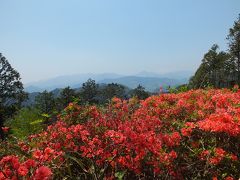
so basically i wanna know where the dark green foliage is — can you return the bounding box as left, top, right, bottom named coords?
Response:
left=190, top=14, right=240, bottom=89
left=168, top=84, right=189, bottom=93
left=79, top=79, right=99, bottom=104
left=100, top=83, right=126, bottom=103
left=189, top=45, right=230, bottom=88
left=35, top=90, right=56, bottom=114
left=227, top=14, right=240, bottom=84
left=0, top=53, right=26, bottom=139
left=56, top=86, right=76, bottom=110
left=176, top=84, right=189, bottom=92
left=130, top=85, right=150, bottom=100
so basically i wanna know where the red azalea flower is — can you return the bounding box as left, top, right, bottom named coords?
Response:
left=215, top=148, right=226, bottom=158
left=0, top=172, right=6, bottom=179
left=230, top=154, right=238, bottom=161
left=17, top=165, right=28, bottom=176
left=225, top=177, right=234, bottom=180
left=24, top=159, right=36, bottom=169
left=181, top=128, right=192, bottom=137
left=33, top=150, right=42, bottom=159
left=1, top=127, right=10, bottom=133
left=209, top=157, right=221, bottom=165
left=44, top=147, right=54, bottom=155
left=34, top=166, right=52, bottom=180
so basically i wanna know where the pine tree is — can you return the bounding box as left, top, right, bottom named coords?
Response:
left=0, top=53, right=26, bottom=139
left=227, top=14, right=240, bottom=85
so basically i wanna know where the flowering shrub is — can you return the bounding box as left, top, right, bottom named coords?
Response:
left=0, top=155, right=52, bottom=180
left=1, top=88, right=240, bottom=179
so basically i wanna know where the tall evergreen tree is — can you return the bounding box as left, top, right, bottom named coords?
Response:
left=35, top=90, right=55, bottom=114
left=56, top=86, right=76, bottom=110
left=100, top=83, right=126, bottom=103
left=189, top=15, right=240, bottom=89
left=189, top=45, right=229, bottom=88
left=130, top=85, right=149, bottom=100
left=227, top=14, right=240, bottom=84
left=80, top=79, right=99, bottom=104
left=0, top=54, right=26, bottom=139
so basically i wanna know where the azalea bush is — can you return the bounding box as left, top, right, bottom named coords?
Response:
left=0, top=88, right=240, bottom=179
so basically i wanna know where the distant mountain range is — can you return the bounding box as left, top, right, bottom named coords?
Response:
left=99, top=76, right=186, bottom=92
left=24, top=71, right=193, bottom=93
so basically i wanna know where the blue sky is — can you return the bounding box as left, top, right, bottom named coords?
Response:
left=0, top=0, right=240, bottom=83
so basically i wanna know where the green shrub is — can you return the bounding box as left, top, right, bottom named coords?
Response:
left=5, top=107, right=44, bottom=139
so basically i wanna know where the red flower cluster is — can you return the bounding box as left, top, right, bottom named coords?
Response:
left=1, top=88, right=240, bottom=179
left=0, top=155, right=52, bottom=180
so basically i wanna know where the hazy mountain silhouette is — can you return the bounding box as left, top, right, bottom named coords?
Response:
left=25, top=71, right=193, bottom=93
left=25, top=73, right=123, bottom=92
left=99, top=76, right=187, bottom=92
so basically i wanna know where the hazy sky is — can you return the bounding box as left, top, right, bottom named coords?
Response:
left=0, top=0, right=240, bottom=83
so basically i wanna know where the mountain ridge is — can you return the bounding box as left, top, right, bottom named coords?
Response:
left=24, top=71, right=193, bottom=93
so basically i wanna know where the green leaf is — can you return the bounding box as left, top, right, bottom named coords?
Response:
left=115, top=171, right=126, bottom=180
left=65, top=154, right=88, bottom=173
left=30, top=119, right=43, bottom=125
left=41, top=113, right=50, bottom=118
